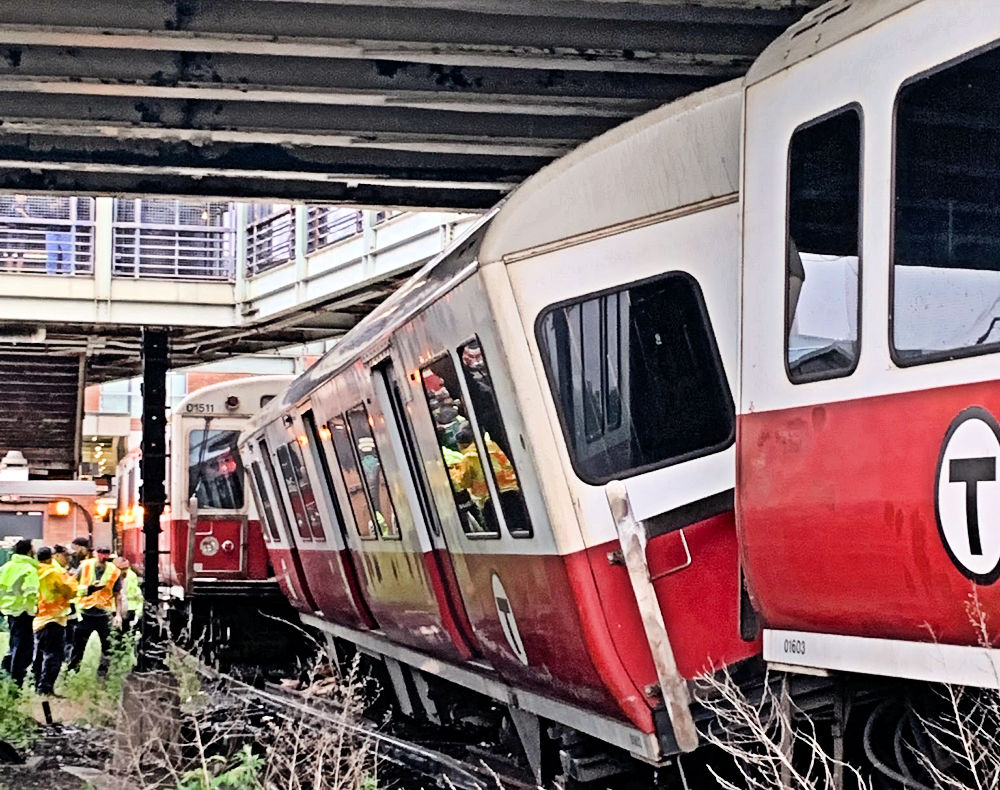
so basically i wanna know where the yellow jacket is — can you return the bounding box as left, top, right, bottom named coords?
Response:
left=35, top=561, right=78, bottom=631
left=77, top=558, right=121, bottom=613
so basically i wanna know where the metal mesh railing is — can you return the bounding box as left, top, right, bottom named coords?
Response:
left=112, top=199, right=237, bottom=280
left=0, top=196, right=95, bottom=275
left=246, top=204, right=295, bottom=276
left=306, top=206, right=364, bottom=254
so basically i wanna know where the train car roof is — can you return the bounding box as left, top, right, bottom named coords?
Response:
left=173, top=375, right=295, bottom=411
left=478, top=78, right=741, bottom=263
left=247, top=80, right=750, bottom=434
left=747, top=0, right=923, bottom=86
left=247, top=214, right=495, bottom=431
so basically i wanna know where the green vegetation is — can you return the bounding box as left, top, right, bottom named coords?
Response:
left=0, top=626, right=138, bottom=742
left=0, top=633, right=37, bottom=749
left=59, top=628, right=138, bottom=725
left=0, top=673, right=37, bottom=749
left=167, top=745, right=265, bottom=790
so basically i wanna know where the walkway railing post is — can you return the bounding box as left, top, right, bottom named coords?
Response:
left=138, top=327, right=169, bottom=672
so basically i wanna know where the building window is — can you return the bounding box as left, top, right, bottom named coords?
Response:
left=112, top=198, right=236, bottom=280
left=786, top=108, right=862, bottom=382
left=893, top=45, right=1000, bottom=364
left=538, top=273, right=733, bottom=484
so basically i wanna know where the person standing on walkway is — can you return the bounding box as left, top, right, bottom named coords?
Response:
left=32, top=546, right=77, bottom=695
left=0, top=539, right=39, bottom=686
left=68, top=547, right=124, bottom=677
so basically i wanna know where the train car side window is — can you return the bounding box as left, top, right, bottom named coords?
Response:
left=249, top=461, right=281, bottom=541
left=258, top=439, right=294, bottom=540
left=538, top=273, right=734, bottom=484
left=420, top=355, right=501, bottom=538
left=286, top=439, right=326, bottom=540
left=188, top=428, right=245, bottom=510
left=892, top=45, right=1000, bottom=364
left=345, top=405, right=401, bottom=539
left=275, top=444, right=313, bottom=540
left=786, top=107, right=862, bottom=383
left=328, top=413, right=378, bottom=540
left=302, top=410, right=353, bottom=540
left=458, top=339, right=533, bottom=538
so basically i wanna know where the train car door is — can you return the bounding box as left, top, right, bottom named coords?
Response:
left=297, top=407, right=376, bottom=630
left=370, top=358, right=481, bottom=657
left=249, top=437, right=317, bottom=612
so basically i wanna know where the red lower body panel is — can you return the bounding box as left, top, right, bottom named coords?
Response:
left=296, top=547, right=373, bottom=630
left=739, top=381, right=1000, bottom=646
left=268, top=545, right=317, bottom=612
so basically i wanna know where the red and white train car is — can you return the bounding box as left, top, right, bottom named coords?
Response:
left=241, top=79, right=756, bottom=781
left=240, top=0, right=1000, bottom=782
left=738, top=0, right=1000, bottom=689
left=118, top=376, right=292, bottom=597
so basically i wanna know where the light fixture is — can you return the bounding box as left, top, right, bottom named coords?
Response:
left=53, top=500, right=71, bottom=517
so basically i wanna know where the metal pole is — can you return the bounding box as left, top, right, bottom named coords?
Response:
left=138, top=328, right=168, bottom=672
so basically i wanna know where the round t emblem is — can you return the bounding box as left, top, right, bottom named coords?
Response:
left=935, top=407, right=1000, bottom=584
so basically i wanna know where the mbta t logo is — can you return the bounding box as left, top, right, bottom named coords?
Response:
left=936, top=407, right=1000, bottom=584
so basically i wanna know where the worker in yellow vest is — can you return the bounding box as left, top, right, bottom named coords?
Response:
left=67, top=547, right=124, bottom=676
left=0, top=539, right=38, bottom=686
left=122, top=562, right=143, bottom=632
left=32, top=546, right=78, bottom=695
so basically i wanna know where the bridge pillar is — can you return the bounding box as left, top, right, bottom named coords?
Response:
left=138, top=328, right=168, bottom=671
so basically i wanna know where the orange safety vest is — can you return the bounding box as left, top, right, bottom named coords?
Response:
left=486, top=439, right=519, bottom=493
left=78, top=558, right=121, bottom=612
left=35, top=562, right=78, bottom=631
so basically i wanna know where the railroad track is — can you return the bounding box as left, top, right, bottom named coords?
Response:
left=179, top=652, right=536, bottom=790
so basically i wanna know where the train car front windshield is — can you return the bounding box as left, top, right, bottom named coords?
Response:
left=188, top=425, right=245, bottom=510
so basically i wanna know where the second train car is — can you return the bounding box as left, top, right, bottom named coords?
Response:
left=118, top=376, right=296, bottom=661
left=240, top=79, right=755, bottom=783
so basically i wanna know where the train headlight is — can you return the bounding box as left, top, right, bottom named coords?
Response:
left=199, top=536, right=220, bottom=557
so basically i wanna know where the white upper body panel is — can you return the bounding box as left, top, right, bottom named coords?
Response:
left=740, top=0, right=1000, bottom=416
left=479, top=79, right=741, bottom=264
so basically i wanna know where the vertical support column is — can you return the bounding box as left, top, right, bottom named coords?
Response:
left=138, top=328, right=168, bottom=672
left=294, top=204, right=309, bottom=304
left=233, top=203, right=249, bottom=312
left=93, top=197, right=114, bottom=322
left=72, top=354, right=86, bottom=478
left=362, top=210, right=377, bottom=278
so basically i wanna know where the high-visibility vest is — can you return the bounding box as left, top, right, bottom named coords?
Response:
left=486, top=439, right=519, bottom=493
left=34, top=562, right=78, bottom=631
left=125, top=568, right=143, bottom=616
left=0, top=554, right=39, bottom=617
left=442, top=445, right=464, bottom=492
left=77, top=558, right=121, bottom=613
left=458, top=445, right=489, bottom=509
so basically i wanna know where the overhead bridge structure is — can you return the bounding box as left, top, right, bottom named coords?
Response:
left=0, top=0, right=823, bottom=208
left=0, top=0, right=825, bottom=474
